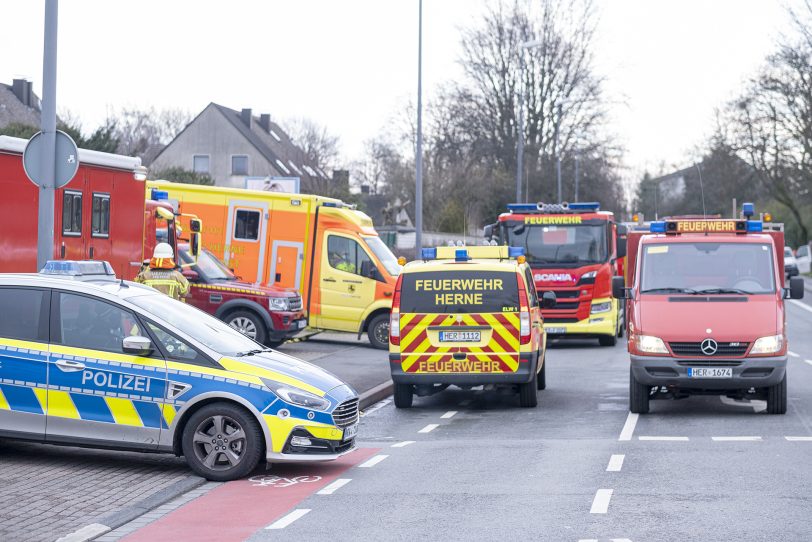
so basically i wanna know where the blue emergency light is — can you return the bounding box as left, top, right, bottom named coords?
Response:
left=649, top=221, right=667, bottom=233
left=742, top=202, right=755, bottom=219
left=746, top=220, right=763, bottom=232
left=421, top=248, right=437, bottom=260
left=455, top=249, right=470, bottom=262
left=41, top=260, right=115, bottom=277
left=322, top=202, right=338, bottom=207
left=507, top=203, right=539, bottom=212
left=150, top=189, right=169, bottom=201
left=567, top=202, right=601, bottom=211
left=508, top=247, right=526, bottom=258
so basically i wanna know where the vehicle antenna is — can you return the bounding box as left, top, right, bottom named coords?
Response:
left=119, top=278, right=129, bottom=289
left=696, top=163, right=706, bottom=219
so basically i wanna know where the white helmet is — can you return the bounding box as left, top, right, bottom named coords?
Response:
left=153, top=242, right=174, bottom=259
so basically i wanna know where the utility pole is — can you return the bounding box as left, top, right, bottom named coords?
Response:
left=515, top=51, right=525, bottom=203
left=574, top=154, right=580, bottom=203
left=554, top=103, right=562, bottom=203
left=38, top=0, right=58, bottom=270
left=414, top=0, right=424, bottom=253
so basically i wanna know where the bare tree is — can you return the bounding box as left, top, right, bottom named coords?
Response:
left=283, top=117, right=341, bottom=173
left=108, top=107, right=192, bottom=159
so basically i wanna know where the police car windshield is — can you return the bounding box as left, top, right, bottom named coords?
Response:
left=178, top=247, right=236, bottom=281
left=129, top=293, right=260, bottom=355
left=640, top=242, right=776, bottom=295
left=364, top=236, right=401, bottom=277
left=507, top=222, right=608, bottom=267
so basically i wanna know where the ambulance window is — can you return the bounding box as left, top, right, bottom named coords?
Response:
left=92, top=193, right=110, bottom=237
left=62, top=191, right=82, bottom=236
left=328, top=235, right=368, bottom=276
left=144, top=322, right=207, bottom=365
left=523, top=268, right=539, bottom=307
left=56, top=293, right=144, bottom=355
left=234, top=209, right=260, bottom=241
left=0, top=288, right=48, bottom=342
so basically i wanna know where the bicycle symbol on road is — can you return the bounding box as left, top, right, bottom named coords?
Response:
left=248, top=475, right=322, bottom=488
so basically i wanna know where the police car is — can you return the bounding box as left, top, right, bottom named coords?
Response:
left=0, top=261, right=359, bottom=481
left=389, top=246, right=556, bottom=408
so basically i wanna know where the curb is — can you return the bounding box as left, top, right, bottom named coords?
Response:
left=359, top=380, right=394, bottom=410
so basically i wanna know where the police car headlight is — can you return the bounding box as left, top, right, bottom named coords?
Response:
left=591, top=301, right=612, bottom=314
left=261, top=378, right=330, bottom=411
left=750, top=334, right=784, bottom=355
left=636, top=334, right=668, bottom=354
left=269, top=297, right=290, bottom=312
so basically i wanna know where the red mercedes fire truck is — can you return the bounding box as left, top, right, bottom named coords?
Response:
left=487, top=202, right=626, bottom=346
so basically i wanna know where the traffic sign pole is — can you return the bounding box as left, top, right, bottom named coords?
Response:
left=38, top=0, right=59, bottom=271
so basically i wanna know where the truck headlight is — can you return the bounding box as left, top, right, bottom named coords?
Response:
left=261, top=378, right=330, bottom=411
left=591, top=301, right=612, bottom=314
left=582, top=271, right=597, bottom=279
left=750, top=334, right=784, bottom=355
left=636, top=334, right=668, bottom=354
left=269, top=297, right=290, bottom=312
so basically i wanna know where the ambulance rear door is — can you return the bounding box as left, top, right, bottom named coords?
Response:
left=224, top=199, right=269, bottom=283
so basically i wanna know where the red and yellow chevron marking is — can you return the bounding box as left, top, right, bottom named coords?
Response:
left=399, top=312, right=521, bottom=373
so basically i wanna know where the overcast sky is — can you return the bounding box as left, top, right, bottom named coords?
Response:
left=0, top=0, right=801, bottom=180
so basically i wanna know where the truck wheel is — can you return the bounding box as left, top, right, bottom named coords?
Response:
left=629, top=367, right=650, bottom=414
left=537, top=352, right=547, bottom=390
left=766, top=374, right=787, bottom=415
left=225, top=310, right=267, bottom=345
left=367, top=313, right=390, bottom=350
left=181, top=403, right=263, bottom=482
left=394, top=384, right=413, bottom=408
left=519, top=371, right=539, bottom=407
left=599, top=334, right=617, bottom=347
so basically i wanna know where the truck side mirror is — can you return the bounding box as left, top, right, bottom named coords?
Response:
left=616, top=237, right=627, bottom=259
left=190, top=232, right=201, bottom=259
left=541, top=291, right=557, bottom=309
left=612, top=276, right=627, bottom=299
left=360, top=260, right=381, bottom=281
left=190, top=218, right=202, bottom=233
left=788, top=276, right=805, bottom=300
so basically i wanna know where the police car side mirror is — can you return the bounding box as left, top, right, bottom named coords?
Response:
left=541, top=291, right=557, bottom=309
left=787, top=276, right=805, bottom=300
left=123, top=336, right=153, bottom=356
left=612, top=276, right=628, bottom=299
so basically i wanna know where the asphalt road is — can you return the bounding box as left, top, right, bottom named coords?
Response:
left=246, top=297, right=812, bottom=542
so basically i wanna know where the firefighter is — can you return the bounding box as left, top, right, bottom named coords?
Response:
left=135, top=243, right=189, bottom=301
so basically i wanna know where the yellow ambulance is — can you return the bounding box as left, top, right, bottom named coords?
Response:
left=389, top=246, right=556, bottom=408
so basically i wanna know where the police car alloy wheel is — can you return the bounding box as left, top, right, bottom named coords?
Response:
left=181, top=403, right=264, bottom=481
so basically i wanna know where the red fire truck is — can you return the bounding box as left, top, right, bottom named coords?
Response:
left=486, top=202, right=627, bottom=346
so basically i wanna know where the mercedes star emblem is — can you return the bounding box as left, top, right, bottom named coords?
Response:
left=701, top=338, right=718, bottom=356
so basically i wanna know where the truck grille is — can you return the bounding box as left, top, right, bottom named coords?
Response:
left=332, top=398, right=359, bottom=428
left=288, top=295, right=303, bottom=312
left=669, top=342, right=749, bottom=357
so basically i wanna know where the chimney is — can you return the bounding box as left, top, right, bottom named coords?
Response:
left=258, top=114, right=271, bottom=133
left=240, top=108, right=252, bottom=128
left=12, top=78, right=31, bottom=107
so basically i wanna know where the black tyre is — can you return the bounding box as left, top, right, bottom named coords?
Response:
left=181, top=403, right=264, bottom=481
left=519, top=370, right=539, bottom=408
left=766, top=373, right=787, bottom=415
left=537, top=352, right=546, bottom=390
left=266, top=340, right=284, bottom=349
left=225, top=310, right=268, bottom=345
left=367, top=313, right=390, bottom=350
left=617, top=311, right=625, bottom=338
left=599, top=333, right=617, bottom=347
left=394, top=383, right=413, bottom=408
left=629, top=366, right=650, bottom=414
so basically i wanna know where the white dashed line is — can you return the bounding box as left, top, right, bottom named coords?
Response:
left=785, top=436, right=812, bottom=441
left=805, top=359, right=812, bottom=367
left=266, top=509, right=311, bottom=529
left=712, top=436, right=762, bottom=441
left=358, top=455, right=389, bottom=468
left=441, top=411, right=458, bottom=419
left=639, top=436, right=690, bottom=441
left=590, top=489, right=613, bottom=514
left=606, top=454, right=625, bottom=472
left=361, top=399, right=390, bottom=417
left=789, top=299, right=812, bottom=314
left=317, top=478, right=352, bottom=495
left=618, top=412, right=639, bottom=441
left=577, top=539, right=598, bottom=542
left=419, top=424, right=439, bottom=433
left=788, top=351, right=801, bottom=358
left=391, top=440, right=416, bottom=448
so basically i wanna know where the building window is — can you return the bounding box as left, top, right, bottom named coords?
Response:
left=62, top=191, right=82, bottom=236
left=91, top=193, right=110, bottom=237
left=234, top=209, right=260, bottom=241
left=193, top=155, right=210, bottom=174
left=232, top=155, right=249, bottom=176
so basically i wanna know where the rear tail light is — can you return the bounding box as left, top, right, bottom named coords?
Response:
left=517, top=273, right=531, bottom=345
left=390, top=275, right=403, bottom=346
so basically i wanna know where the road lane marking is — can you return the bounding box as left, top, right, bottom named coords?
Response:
left=785, top=436, right=812, bottom=441
left=317, top=479, right=352, bottom=495
left=789, top=299, right=812, bottom=314
left=590, top=489, right=613, bottom=514
left=441, top=411, right=457, bottom=419
left=712, top=436, right=762, bottom=441
left=361, top=399, right=390, bottom=417
left=612, top=539, right=634, bottom=542
left=266, top=509, right=311, bottom=529
left=805, top=359, right=812, bottom=367
left=618, top=412, right=639, bottom=441
left=788, top=351, right=801, bottom=358
left=607, top=454, right=625, bottom=472
left=419, top=424, right=439, bottom=433
left=577, top=539, right=598, bottom=542
left=639, top=436, right=689, bottom=441
left=358, top=455, right=389, bottom=468
left=391, top=440, right=416, bottom=448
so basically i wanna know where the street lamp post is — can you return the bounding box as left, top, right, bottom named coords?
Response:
left=516, top=39, right=543, bottom=203
left=415, top=0, right=424, bottom=253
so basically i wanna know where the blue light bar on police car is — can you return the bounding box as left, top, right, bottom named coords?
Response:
left=508, top=247, right=525, bottom=258
left=41, top=260, right=115, bottom=276
left=150, top=189, right=168, bottom=201
left=567, top=202, right=600, bottom=211
left=650, top=221, right=667, bottom=233
left=746, top=220, right=763, bottom=232
left=421, top=248, right=437, bottom=260
left=455, top=249, right=470, bottom=262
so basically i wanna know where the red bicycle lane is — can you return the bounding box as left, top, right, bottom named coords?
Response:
left=122, top=447, right=379, bottom=542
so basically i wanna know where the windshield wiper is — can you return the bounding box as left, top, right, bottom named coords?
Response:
left=692, top=287, right=754, bottom=295
left=640, top=287, right=700, bottom=294
left=235, top=348, right=273, bottom=357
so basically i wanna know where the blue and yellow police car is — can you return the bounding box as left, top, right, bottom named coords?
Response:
left=0, top=261, right=359, bottom=481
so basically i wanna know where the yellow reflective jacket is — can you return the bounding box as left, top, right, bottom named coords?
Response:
left=135, top=266, right=189, bottom=301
